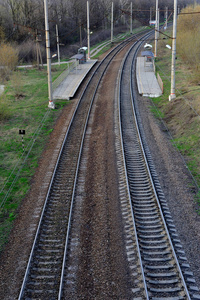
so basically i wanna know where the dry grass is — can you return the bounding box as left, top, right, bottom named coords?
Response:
left=0, top=26, right=5, bottom=42
left=177, top=5, right=200, bottom=82
left=0, top=95, right=12, bottom=121
left=153, top=26, right=200, bottom=191
left=0, top=43, right=18, bottom=82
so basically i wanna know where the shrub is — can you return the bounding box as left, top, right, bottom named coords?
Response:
left=177, top=5, right=200, bottom=71
left=17, top=39, right=46, bottom=64
left=0, top=95, right=12, bottom=121
left=0, top=43, right=18, bottom=81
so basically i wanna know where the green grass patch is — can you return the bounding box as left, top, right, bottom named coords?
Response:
left=0, top=64, right=70, bottom=252
left=194, top=190, right=200, bottom=215
left=150, top=105, right=165, bottom=119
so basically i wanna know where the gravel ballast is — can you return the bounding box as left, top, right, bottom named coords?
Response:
left=0, top=42, right=199, bottom=299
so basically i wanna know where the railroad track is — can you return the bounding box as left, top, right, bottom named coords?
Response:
left=116, top=32, right=200, bottom=299
left=18, top=32, right=147, bottom=300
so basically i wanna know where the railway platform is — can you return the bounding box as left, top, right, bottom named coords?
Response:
left=136, top=56, right=162, bottom=98
left=53, top=59, right=97, bottom=100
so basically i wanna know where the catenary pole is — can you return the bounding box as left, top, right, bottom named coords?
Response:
left=56, top=24, right=60, bottom=65
left=154, top=0, right=158, bottom=57
left=169, top=0, right=178, bottom=101
left=44, top=0, right=54, bottom=109
left=130, top=2, right=133, bottom=34
left=87, top=1, right=90, bottom=60
left=80, top=22, right=82, bottom=47
left=111, top=2, right=114, bottom=43
left=150, top=7, right=152, bottom=24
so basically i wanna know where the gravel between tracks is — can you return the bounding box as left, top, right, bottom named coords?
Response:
left=0, top=43, right=199, bottom=299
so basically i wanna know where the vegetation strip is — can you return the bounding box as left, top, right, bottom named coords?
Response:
left=0, top=65, right=70, bottom=251
left=152, top=8, right=200, bottom=213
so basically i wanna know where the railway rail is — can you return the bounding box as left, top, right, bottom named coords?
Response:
left=18, top=31, right=147, bottom=299
left=17, top=29, right=200, bottom=299
left=116, top=33, right=200, bottom=299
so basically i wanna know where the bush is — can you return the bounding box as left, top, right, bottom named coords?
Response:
left=17, top=39, right=46, bottom=64
left=0, top=26, right=5, bottom=42
left=0, top=96, right=12, bottom=121
left=0, top=43, right=18, bottom=81
left=177, top=5, right=200, bottom=70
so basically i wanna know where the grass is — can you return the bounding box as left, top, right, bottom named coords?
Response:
left=151, top=29, right=200, bottom=212
left=0, top=64, right=70, bottom=251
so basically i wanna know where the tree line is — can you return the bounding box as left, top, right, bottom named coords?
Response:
left=0, top=0, right=193, bottom=62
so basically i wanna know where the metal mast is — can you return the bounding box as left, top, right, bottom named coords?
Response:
left=87, top=1, right=90, bottom=60
left=169, top=0, right=178, bottom=101
left=111, top=2, right=114, bottom=43
left=56, top=24, right=60, bottom=65
left=44, top=0, right=54, bottom=109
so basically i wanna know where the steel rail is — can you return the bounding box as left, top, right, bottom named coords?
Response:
left=18, top=32, right=147, bottom=300
left=118, top=32, right=194, bottom=299
left=130, top=38, right=191, bottom=300
left=118, top=32, right=152, bottom=299
left=57, top=33, right=139, bottom=300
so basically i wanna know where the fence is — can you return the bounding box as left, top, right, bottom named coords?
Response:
left=52, top=60, right=78, bottom=92
left=157, top=72, right=164, bottom=93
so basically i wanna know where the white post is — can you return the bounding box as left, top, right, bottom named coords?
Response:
left=87, top=1, right=90, bottom=60
left=130, top=2, right=133, bottom=34
left=80, top=22, right=82, bottom=47
left=44, top=0, right=54, bottom=109
left=169, top=0, right=178, bottom=101
left=111, top=2, right=114, bottom=43
left=56, top=24, right=60, bottom=65
left=158, top=8, right=160, bottom=38
left=154, top=0, right=158, bottom=57
left=165, top=6, right=168, bottom=30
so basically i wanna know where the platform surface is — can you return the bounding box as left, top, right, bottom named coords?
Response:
left=53, top=59, right=97, bottom=100
left=136, top=57, right=162, bottom=98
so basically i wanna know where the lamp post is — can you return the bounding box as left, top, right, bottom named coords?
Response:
left=111, top=2, right=114, bottom=43
left=165, top=6, right=168, bottom=30
left=154, top=0, right=159, bottom=57
left=56, top=24, right=60, bottom=65
left=87, top=1, right=90, bottom=60
left=169, top=0, right=178, bottom=101
left=44, top=0, right=54, bottom=109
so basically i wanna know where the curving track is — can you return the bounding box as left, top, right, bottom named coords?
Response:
left=18, top=30, right=200, bottom=300
left=117, top=34, right=200, bottom=299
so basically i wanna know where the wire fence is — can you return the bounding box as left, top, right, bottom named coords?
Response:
left=52, top=60, right=78, bottom=92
